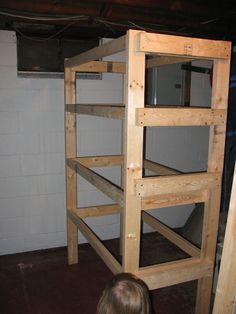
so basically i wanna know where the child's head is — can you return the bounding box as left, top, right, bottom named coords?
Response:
left=96, top=272, right=151, bottom=314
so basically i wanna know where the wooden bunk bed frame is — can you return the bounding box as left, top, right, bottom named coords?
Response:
left=64, top=30, right=231, bottom=313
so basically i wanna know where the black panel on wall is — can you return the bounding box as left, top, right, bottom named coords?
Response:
left=17, top=37, right=98, bottom=74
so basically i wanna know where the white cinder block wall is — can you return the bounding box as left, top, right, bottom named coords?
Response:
left=0, top=30, right=212, bottom=255
left=0, top=31, right=123, bottom=254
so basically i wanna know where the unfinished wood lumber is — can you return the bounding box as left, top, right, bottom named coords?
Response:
left=69, top=160, right=124, bottom=207
left=77, top=155, right=123, bottom=167
left=65, top=35, right=126, bottom=68
left=138, top=257, right=213, bottom=290
left=71, top=60, right=125, bottom=73
left=136, top=172, right=220, bottom=197
left=68, top=103, right=125, bottom=119
left=195, top=57, right=231, bottom=314
left=122, top=30, right=145, bottom=273
left=73, top=204, right=122, bottom=218
left=141, top=190, right=207, bottom=210
left=146, top=56, right=195, bottom=68
left=68, top=209, right=122, bottom=274
left=65, top=68, right=78, bottom=265
left=136, top=107, right=226, bottom=126
left=64, top=29, right=231, bottom=314
left=143, top=159, right=181, bottom=175
left=142, top=211, right=200, bottom=257
left=138, top=32, right=231, bottom=59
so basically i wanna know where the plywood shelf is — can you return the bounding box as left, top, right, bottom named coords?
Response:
left=64, top=29, right=231, bottom=314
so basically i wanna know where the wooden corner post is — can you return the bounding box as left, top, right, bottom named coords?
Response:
left=64, top=67, right=78, bottom=264
left=122, top=30, right=145, bottom=272
left=195, top=54, right=231, bottom=313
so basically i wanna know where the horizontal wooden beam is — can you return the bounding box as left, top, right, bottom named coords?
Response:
left=146, top=56, right=195, bottom=68
left=77, top=155, right=124, bottom=167
left=71, top=61, right=126, bottom=73
left=142, top=190, right=207, bottom=210
left=138, top=32, right=231, bottom=59
left=67, top=103, right=125, bottom=119
left=65, top=35, right=126, bottom=68
left=142, top=211, right=200, bottom=257
left=136, top=108, right=226, bottom=126
left=144, top=159, right=181, bottom=175
left=72, top=204, right=122, bottom=218
left=69, top=156, right=181, bottom=173
left=67, top=159, right=124, bottom=206
left=138, top=257, right=213, bottom=290
left=136, top=172, right=220, bottom=197
left=67, top=209, right=121, bottom=274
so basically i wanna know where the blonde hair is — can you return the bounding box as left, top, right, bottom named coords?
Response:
left=96, top=272, right=151, bottom=314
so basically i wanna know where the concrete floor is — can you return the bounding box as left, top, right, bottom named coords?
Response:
left=0, top=232, right=197, bottom=314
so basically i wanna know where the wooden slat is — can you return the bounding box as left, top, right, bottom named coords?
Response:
left=68, top=103, right=125, bottom=119
left=142, top=211, right=200, bottom=257
left=68, top=160, right=124, bottom=206
left=136, top=172, right=220, bottom=197
left=138, top=32, right=231, bottom=59
left=143, top=159, right=181, bottom=175
left=71, top=61, right=125, bottom=73
left=76, top=156, right=179, bottom=173
left=213, top=163, right=236, bottom=314
left=72, top=204, right=122, bottom=218
left=122, top=29, right=145, bottom=272
left=67, top=209, right=121, bottom=274
left=138, top=258, right=213, bottom=290
left=136, top=108, right=226, bottom=126
left=76, top=155, right=123, bottom=167
left=64, top=67, right=78, bottom=265
left=142, top=190, right=207, bottom=210
left=146, top=56, right=195, bottom=68
left=65, top=35, right=126, bottom=68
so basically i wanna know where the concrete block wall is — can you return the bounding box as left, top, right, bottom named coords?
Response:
left=0, top=31, right=123, bottom=254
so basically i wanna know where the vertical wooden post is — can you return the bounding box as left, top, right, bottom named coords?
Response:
left=64, top=67, right=78, bottom=264
left=213, top=163, right=236, bottom=314
left=122, top=30, right=145, bottom=272
left=195, top=57, right=231, bottom=313
left=120, top=119, right=124, bottom=256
